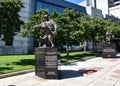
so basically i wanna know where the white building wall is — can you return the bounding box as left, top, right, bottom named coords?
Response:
left=86, top=7, right=103, bottom=18
left=79, top=0, right=109, bottom=18
left=96, top=0, right=109, bottom=17
left=79, top=0, right=86, bottom=7
left=109, top=5, right=120, bottom=19
left=79, top=0, right=103, bottom=18
left=79, top=0, right=97, bottom=8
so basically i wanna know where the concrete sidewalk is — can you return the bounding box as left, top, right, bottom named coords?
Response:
left=0, top=54, right=120, bottom=86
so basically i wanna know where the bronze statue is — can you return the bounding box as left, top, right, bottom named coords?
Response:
left=106, top=30, right=114, bottom=44
left=33, top=15, right=57, bottom=48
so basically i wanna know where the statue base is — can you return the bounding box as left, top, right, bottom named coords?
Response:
left=103, top=43, right=116, bottom=58
left=34, top=47, right=59, bottom=79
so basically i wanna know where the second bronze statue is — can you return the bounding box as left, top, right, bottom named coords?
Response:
left=106, top=30, right=114, bottom=44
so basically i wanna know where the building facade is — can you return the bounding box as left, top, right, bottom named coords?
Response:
left=0, top=0, right=86, bottom=55
left=79, top=0, right=107, bottom=17
left=79, top=0, right=120, bottom=19
left=109, top=0, right=120, bottom=19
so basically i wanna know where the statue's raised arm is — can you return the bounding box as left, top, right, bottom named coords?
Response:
left=33, top=22, right=45, bottom=29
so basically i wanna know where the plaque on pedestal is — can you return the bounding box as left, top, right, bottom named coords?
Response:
left=103, top=43, right=116, bottom=58
left=35, top=48, right=58, bottom=79
left=45, top=48, right=58, bottom=79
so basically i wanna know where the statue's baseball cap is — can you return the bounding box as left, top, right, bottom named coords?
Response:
left=44, top=14, right=49, bottom=18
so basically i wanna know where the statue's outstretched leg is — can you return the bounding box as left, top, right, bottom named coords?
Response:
left=42, top=35, right=47, bottom=47
left=48, top=35, right=54, bottom=48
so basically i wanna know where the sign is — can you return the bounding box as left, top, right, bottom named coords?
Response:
left=45, top=48, right=58, bottom=79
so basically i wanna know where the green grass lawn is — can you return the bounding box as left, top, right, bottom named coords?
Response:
left=0, top=55, right=34, bottom=74
left=0, top=51, right=101, bottom=74
left=60, top=51, right=102, bottom=63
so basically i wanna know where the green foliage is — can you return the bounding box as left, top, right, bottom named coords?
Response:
left=51, top=11, right=64, bottom=45
left=51, top=9, right=87, bottom=45
left=90, top=16, right=106, bottom=43
left=0, top=0, right=24, bottom=44
left=109, top=21, right=120, bottom=38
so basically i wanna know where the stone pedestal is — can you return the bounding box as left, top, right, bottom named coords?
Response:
left=35, top=47, right=58, bottom=79
left=103, top=43, right=116, bottom=58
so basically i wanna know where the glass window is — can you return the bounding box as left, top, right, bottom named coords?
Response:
left=48, top=4, right=53, bottom=13
left=42, top=3, right=47, bottom=9
left=36, top=1, right=42, bottom=10
left=36, top=1, right=64, bottom=13
left=59, top=7, right=63, bottom=13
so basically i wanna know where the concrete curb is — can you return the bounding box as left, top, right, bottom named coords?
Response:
left=0, top=69, right=34, bottom=79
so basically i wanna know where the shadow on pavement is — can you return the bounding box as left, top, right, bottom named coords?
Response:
left=60, top=69, right=96, bottom=79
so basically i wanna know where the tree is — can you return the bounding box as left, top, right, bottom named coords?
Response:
left=106, top=19, right=120, bottom=38
left=89, top=16, right=105, bottom=51
left=51, top=9, right=85, bottom=55
left=0, top=0, right=24, bottom=45
left=70, top=15, right=92, bottom=53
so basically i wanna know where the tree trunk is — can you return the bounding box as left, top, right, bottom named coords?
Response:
left=92, top=41, right=95, bottom=52
left=66, top=41, right=69, bottom=57
left=83, top=40, right=87, bottom=53
left=94, top=42, right=97, bottom=51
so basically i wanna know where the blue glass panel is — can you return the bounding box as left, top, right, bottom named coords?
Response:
left=36, top=1, right=42, bottom=10
left=42, top=3, right=47, bottom=9
left=35, top=1, right=64, bottom=13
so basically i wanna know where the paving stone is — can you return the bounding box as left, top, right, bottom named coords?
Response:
left=114, top=79, right=120, bottom=86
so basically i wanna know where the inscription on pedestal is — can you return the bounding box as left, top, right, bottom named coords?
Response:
left=45, top=56, right=57, bottom=68
left=45, top=49, right=58, bottom=79
left=103, top=49, right=116, bottom=52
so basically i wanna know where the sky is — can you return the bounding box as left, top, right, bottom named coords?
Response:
left=65, top=0, right=84, bottom=4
